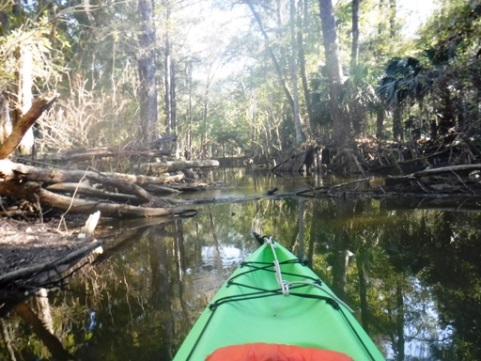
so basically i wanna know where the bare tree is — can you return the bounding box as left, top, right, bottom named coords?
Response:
left=138, top=0, right=159, bottom=142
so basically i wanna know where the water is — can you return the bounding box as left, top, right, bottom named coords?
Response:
left=1, top=168, right=481, bottom=361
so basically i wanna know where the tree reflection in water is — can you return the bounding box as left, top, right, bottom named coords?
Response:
left=1, top=170, right=481, bottom=360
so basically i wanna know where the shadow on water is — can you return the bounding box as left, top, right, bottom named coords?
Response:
left=1, top=169, right=481, bottom=360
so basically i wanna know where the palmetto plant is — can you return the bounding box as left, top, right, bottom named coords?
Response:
left=376, top=57, right=432, bottom=140
left=342, top=64, right=378, bottom=137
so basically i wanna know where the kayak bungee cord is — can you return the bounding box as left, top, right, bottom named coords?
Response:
left=266, top=236, right=290, bottom=295
left=184, top=236, right=377, bottom=361
left=264, top=236, right=354, bottom=312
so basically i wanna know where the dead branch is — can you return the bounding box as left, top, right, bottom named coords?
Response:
left=0, top=94, right=58, bottom=159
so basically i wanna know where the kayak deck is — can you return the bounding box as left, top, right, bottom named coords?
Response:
left=173, top=238, right=385, bottom=360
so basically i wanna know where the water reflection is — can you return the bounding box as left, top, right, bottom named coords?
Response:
left=1, top=169, right=481, bottom=360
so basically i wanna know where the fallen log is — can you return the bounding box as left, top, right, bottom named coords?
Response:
left=46, top=146, right=172, bottom=162
left=411, top=163, right=481, bottom=177
left=43, top=134, right=178, bottom=162
left=0, top=159, right=184, bottom=185
left=0, top=159, right=155, bottom=203
left=139, top=159, right=219, bottom=173
left=37, top=185, right=190, bottom=218
left=0, top=180, right=196, bottom=218
left=46, top=183, right=141, bottom=204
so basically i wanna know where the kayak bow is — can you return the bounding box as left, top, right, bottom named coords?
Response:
left=173, top=236, right=385, bottom=361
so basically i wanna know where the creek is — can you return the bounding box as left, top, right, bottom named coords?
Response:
left=1, top=168, right=480, bottom=361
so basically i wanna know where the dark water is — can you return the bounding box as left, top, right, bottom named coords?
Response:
left=1, top=169, right=481, bottom=361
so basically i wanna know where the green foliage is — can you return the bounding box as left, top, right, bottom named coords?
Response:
left=420, top=0, right=481, bottom=65
left=0, top=20, right=66, bottom=93
left=2, top=0, right=481, bottom=157
left=377, top=57, right=431, bottom=108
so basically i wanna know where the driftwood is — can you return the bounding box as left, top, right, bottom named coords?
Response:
left=139, top=159, right=220, bottom=173
left=0, top=180, right=193, bottom=218
left=0, top=94, right=58, bottom=159
left=298, top=164, right=481, bottom=199
left=38, top=186, right=188, bottom=217
left=0, top=159, right=184, bottom=185
left=46, top=145, right=170, bottom=161
left=44, top=134, right=178, bottom=162
left=0, top=159, right=199, bottom=218
left=410, top=164, right=481, bottom=177
left=46, top=183, right=141, bottom=204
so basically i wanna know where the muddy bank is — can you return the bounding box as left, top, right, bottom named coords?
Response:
left=0, top=216, right=105, bottom=298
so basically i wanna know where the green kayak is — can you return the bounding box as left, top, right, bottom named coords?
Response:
left=173, top=236, right=385, bottom=361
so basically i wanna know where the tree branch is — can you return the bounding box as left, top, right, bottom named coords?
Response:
left=0, top=93, right=58, bottom=159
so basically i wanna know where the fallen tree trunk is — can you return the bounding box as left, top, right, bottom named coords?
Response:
left=46, top=146, right=171, bottom=162
left=0, top=159, right=184, bottom=185
left=38, top=186, right=187, bottom=217
left=43, top=134, right=178, bottom=162
left=411, top=163, right=481, bottom=177
left=0, top=159, right=155, bottom=204
left=139, top=159, right=219, bottom=173
left=46, top=183, right=141, bottom=204
left=0, top=180, right=193, bottom=218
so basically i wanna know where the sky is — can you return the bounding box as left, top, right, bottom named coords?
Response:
left=397, top=0, right=440, bottom=37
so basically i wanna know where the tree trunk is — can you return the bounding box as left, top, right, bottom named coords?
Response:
left=164, top=0, right=176, bottom=139
left=389, top=0, right=397, bottom=36
left=185, top=60, right=194, bottom=157
left=0, top=94, right=12, bottom=146
left=289, top=0, right=305, bottom=144
left=376, top=107, right=385, bottom=139
left=164, top=3, right=177, bottom=157
left=297, top=0, right=314, bottom=132
left=14, top=303, right=71, bottom=360
left=318, top=0, right=350, bottom=147
left=395, top=282, right=405, bottom=361
left=356, top=249, right=370, bottom=332
left=138, top=0, right=159, bottom=142
left=0, top=7, right=10, bottom=36
left=393, top=106, right=403, bottom=141
left=15, top=43, right=35, bottom=155
left=0, top=319, right=16, bottom=361
left=351, top=0, right=360, bottom=68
